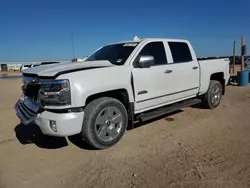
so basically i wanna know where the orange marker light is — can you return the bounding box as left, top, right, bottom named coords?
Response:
left=61, top=82, right=68, bottom=89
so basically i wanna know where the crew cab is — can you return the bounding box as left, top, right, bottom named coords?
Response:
left=14, top=38, right=230, bottom=149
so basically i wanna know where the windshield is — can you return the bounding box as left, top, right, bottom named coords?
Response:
left=85, top=42, right=139, bottom=65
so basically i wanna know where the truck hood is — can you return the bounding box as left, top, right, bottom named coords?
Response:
left=22, top=60, right=115, bottom=78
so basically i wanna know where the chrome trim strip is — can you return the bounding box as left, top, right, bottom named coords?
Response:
left=137, top=87, right=199, bottom=103
left=23, top=97, right=40, bottom=113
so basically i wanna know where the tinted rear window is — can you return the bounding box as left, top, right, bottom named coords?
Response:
left=168, top=42, right=193, bottom=63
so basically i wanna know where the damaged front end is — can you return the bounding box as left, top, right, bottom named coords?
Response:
left=14, top=76, right=71, bottom=125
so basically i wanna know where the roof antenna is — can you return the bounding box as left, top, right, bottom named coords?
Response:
left=133, top=36, right=140, bottom=41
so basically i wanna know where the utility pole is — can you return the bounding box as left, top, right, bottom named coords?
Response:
left=241, top=36, right=245, bottom=71
left=238, top=36, right=248, bottom=86
left=71, top=32, right=76, bottom=59
left=233, top=40, right=236, bottom=74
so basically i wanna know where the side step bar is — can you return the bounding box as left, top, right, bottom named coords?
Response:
left=136, top=98, right=202, bottom=122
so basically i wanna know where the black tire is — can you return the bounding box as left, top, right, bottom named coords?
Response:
left=202, top=80, right=222, bottom=109
left=81, top=97, right=128, bottom=150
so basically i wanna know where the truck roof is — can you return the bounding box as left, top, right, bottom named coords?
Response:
left=110, top=38, right=189, bottom=45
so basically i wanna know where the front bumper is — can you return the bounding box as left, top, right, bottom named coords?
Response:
left=14, top=98, right=84, bottom=137
left=35, top=110, right=84, bottom=137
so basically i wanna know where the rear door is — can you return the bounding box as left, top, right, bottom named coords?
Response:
left=165, top=41, right=200, bottom=99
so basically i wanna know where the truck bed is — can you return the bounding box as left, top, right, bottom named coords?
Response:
left=198, top=58, right=230, bottom=94
left=197, top=57, right=229, bottom=61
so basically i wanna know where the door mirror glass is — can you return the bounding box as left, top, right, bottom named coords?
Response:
left=137, top=55, right=155, bottom=68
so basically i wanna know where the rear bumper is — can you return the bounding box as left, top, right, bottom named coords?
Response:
left=14, top=98, right=84, bottom=137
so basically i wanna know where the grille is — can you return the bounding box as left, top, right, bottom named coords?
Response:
left=23, top=83, right=41, bottom=101
left=15, top=99, right=37, bottom=125
left=22, top=77, right=41, bottom=101
left=14, top=97, right=43, bottom=125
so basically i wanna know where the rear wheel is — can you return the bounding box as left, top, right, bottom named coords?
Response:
left=81, top=97, right=128, bottom=149
left=202, top=80, right=222, bottom=109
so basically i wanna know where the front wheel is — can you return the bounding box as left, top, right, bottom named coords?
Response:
left=81, top=97, right=128, bottom=149
left=202, top=80, right=222, bottom=109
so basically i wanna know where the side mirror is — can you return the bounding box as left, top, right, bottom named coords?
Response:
left=137, top=55, right=155, bottom=68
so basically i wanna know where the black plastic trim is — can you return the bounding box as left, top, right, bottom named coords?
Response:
left=138, top=90, right=147, bottom=95
left=131, top=73, right=135, bottom=100
left=22, top=73, right=38, bottom=78
left=128, top=102, right=135, bottom=129
left=137, top=87, right=199, bottom=103
left=45, top=107, right=84, bottom=113
left=136, top=98, right=202, bottom=122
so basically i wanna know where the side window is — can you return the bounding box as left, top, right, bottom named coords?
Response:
left=168, top=42, right=193, bottom=63
left=137, top=42, right=167, bottom=65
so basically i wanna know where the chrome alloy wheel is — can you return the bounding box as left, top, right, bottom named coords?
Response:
left=211, top=85, right=221, bottom=106
left=94, top=106, right=124, bottom=142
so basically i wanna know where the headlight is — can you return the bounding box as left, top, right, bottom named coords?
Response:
left=39, top=79, right=71, bottom=106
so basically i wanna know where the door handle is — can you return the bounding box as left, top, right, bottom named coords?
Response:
left=192, top=66, right=198, bottom=70
left=164, top=70, right=172, bottom=74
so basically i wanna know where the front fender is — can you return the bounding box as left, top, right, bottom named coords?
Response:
left=58, top=66, right=134, bottom=107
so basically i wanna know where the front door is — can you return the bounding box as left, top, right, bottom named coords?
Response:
left=131, top=41, right=170, bottom=112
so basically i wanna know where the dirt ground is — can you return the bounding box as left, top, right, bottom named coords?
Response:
left=0, top=79, right=250, bottom=188
left=0, top=71, right=21, bottom=76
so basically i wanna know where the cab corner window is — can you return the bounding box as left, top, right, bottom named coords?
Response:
left=137, top=42, right=168, bottom=66
left=168, top=42, right=193, bottom=63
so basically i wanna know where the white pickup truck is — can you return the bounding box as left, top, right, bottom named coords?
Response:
left=15, top=38, right=230, bottom=149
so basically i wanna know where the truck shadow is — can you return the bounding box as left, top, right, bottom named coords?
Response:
left=128, top=110, right=183, bottom=130
left=68, top=110, right=183, bottom=150
left=14, top=110, right=183, bottom=150
left=67, top=135, right=96, bottom=150
left=228, top=76, right=238, bottom=86
left=14, top=123, right=68, bottom=149
left=14, top=123, right=96, bottom=150
left=189, top=103, right=205, bottom=109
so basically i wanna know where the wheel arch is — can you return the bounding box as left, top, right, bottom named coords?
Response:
left=85, top=89, right=135, bottom=129
left=210, top=72, right=225, bottom=95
